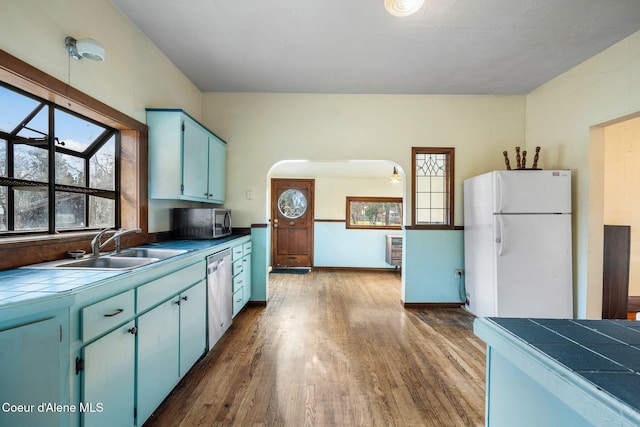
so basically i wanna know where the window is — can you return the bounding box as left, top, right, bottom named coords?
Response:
left=412, top=147, right=454, bottom=228
left=0, top=83, right=118, bottom=235
left=346, top=196, right=402, bottom=230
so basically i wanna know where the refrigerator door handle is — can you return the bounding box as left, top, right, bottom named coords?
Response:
left=496, top=215, right=504, bottom=256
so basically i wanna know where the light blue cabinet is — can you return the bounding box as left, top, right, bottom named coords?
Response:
left=147, top=109, right=226, bottom=204
left=82, top=321, right=136, bottom=427
left=179, top=280, right=207, bottom=377
left=232, top=241, right=252, bottom=317
left=0, top=316, right=64, bottom=427
left=137, top=297, right=180, bottom=425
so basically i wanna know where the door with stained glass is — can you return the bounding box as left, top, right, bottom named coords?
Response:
left=270, top=178, right=314, bottom=268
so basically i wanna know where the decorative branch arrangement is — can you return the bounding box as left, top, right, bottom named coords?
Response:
left=503, top=146, right=541, bottom=170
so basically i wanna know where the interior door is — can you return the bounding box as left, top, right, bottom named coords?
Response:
left=271, top=178, right=314, bottom=268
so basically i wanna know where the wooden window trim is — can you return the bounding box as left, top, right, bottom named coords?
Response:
left=411, top=147, right=455, bottom=230
left=346, top=196, right=403, bottom=230
left=0, top=49, right=148, bottom=270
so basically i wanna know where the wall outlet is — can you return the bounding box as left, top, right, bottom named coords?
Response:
left=454, top=269, right=464, bottom=278
left=246, top=188, right=254, bottom=200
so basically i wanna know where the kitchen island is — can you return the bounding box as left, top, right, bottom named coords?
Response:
left=474, top=317, right=640, bottom=426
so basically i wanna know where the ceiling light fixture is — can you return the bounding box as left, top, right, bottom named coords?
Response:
left=384, top=0, right=425, bottom=17
left=390, top=166, right=402, bottom=183
left=65, top=36, right=105, bottom=61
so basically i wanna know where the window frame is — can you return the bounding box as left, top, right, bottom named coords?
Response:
left=0, top=82, right=120, bottom=235
left=345, top=196, right=403, bottom=230
left=0, top=48, right=147, bottom=270
left=411, top=147, right=455, bottom=229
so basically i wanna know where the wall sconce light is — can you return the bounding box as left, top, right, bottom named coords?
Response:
left=384, top=0, right=426, bottom=17
left=65, top=36, right=105, bottom=61
left=390, top=166, right=402, bottom=183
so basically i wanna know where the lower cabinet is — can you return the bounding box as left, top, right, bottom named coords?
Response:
left=137, top=280, right=206, bottom=425
left=232, top=241, right=252, bottom=317
left=77, top=264, right=207, bottom=427
left=0, top=316, right=64, bottom=427
left=179, top=281, right=207, bottom=376
left=137, top=297, right=180, bottom=424
left=82, top=321, right=136, bottom=427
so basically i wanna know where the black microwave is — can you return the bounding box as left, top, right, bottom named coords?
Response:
left=172, top=208, right=232, bottom=239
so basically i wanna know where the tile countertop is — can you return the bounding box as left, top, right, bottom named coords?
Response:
left=0, top=232, right=250, bottom=309
left=482, top=317, right=640, bottom=416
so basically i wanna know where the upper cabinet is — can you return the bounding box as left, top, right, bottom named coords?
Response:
left=147, top=109, right=226, bottom=204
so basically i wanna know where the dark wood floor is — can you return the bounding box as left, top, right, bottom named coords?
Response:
left=143, top=270, right=486, bottom=426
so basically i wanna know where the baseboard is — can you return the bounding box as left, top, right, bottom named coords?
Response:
left=247, top=301, right=267, bottom=307
left=403, top=302, right=464, bottom=309
left=312, top=266, right=399, bottom=273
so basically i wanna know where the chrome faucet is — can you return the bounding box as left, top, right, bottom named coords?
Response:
left=91, top=227, right=142, bottom=256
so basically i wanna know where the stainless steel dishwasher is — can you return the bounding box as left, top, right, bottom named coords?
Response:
left=206, top=248, right=232, bottom=350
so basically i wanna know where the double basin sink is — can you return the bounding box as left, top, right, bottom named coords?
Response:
left=30, top=247, right=189, bottom=270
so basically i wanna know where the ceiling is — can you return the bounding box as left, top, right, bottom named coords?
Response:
left=112, top=0, right=640, bottom=95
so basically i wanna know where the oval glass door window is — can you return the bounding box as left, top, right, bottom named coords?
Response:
left=278, top=189, right=307, bottom=219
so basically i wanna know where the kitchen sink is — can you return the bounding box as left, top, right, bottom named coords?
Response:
left=53, top=256, right=160, bottom=270
left=25, top=246, right=190, bottom=271
left=110, top=247, right=188, bottom=260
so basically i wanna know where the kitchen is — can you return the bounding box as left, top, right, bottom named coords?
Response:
left=1, top=0, right=640, bottom=426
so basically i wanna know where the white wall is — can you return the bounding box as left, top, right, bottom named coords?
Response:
left=201, top=93, right=526, bottom=227
left=525, top=30, right=640, bottom=318
left=0, top=0, right=205, bottom=233
left=603, top=117, right=640, bottom=296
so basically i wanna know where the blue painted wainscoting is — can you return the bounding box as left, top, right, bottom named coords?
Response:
left=314, top=221, right=396, bottom=269
left=403, top=228, right=465, bottom=304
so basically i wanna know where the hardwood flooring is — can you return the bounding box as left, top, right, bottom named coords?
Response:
left=143, top=270, right=486, bottom=427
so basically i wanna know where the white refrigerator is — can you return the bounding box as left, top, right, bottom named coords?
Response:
left=463, top=170, right=573, bottom=318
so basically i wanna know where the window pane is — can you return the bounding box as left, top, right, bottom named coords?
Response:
left=55, top=109, right=107, bottom=153
left=412, top=147, right=454, bottom=226
left=15, top=188, right=48, bottom=230
left=0, top=187, right=6, bottom=231
left=14, top=145, right=48, bottom=182
left=16, top=107, right=48, bottom=139
left=0, top=139, right=6, bottom=177
left=55, top=152, right=85, bottom=186
left=55, top=192, right=85, bottom=228
left=89, top=196, right=115, bottom=228
left=0, top=85, right=42, bottom=134
left=347, top=197, right=402, bottom=229
left=90, top=136, right=115, bottom=190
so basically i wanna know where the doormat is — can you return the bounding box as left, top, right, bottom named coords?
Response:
left=270, top=268, right=311, bottom=274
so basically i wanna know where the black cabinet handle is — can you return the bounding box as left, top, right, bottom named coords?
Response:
left=128, top=326, right=137, bottom=335
left=104, top=308, right=124, bottom=317
left=182, top=296, right=188, bottom=301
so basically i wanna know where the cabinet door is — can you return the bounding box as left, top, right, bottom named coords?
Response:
left=83, top=321, right=136, bottom=427
left=179, top=280, right=207, bottom=377
left=0, top=317, right=62, bottom=427
left=207, top=136, right=226, bottom=203
left=182, top=117, right=210, bottom=200
left=137, top=299, right=180, bottom=425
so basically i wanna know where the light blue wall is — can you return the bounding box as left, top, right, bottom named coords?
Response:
left=314, top=222, right=397, bottom=269
left=403, top=229, right=465, bottom=303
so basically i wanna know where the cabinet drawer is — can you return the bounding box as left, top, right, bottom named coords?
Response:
left=137, top=261, right=205, bottom=313
left=232, top=288, right=243, bottom=317
left=233, top=274, right=246, bottom=293
left=242, top=241, right=252, bottom=255
left=232, top=245, right=244, bottom=261
left=82, top=290, right=135, bottom=342
left=232, top=259, right=243, bottom=276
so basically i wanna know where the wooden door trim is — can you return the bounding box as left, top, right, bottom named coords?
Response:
left=271, top=178, right=315, bottom=268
